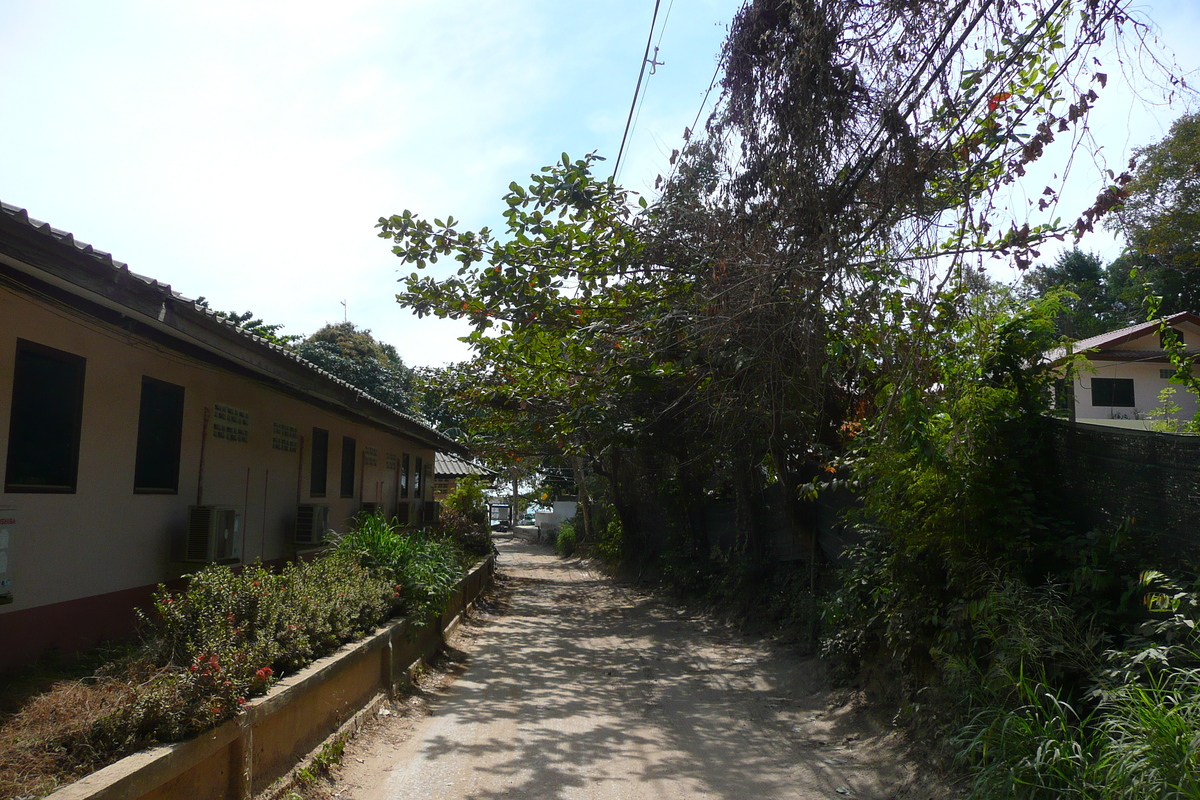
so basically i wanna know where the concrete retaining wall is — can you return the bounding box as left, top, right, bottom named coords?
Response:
left=45, top=555, right=495, bottom=800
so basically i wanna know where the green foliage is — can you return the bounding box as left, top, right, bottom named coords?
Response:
left=1111, top=113, right=1200, bottom=271
left=370, top=5, right=1194, bottom=793
left=816, top=291, right=1200, bottom=796
left=594, top=515, right=623, bottom=566
left=855, top=292, right=1067, bottom=561
left=296, top=322, right=414, bottom=414
left=1091, top=112, right=1200, bottom=320
left=431, top=508, right=495, bottom=559
left=442, top=474, right=488, bottom=525
left=194, top=299, right=301, bottom=347
left=957, top=674, right=1106, bottom=799
left=1022, top=249, right=1122, bottom=338
left=555, top=519, right=577, bottom=557
left=1100, top=667, right=1200, bottom=798
left=125, top=553, right=390, bottom=743
left=332, top=514, right=466, bottom=622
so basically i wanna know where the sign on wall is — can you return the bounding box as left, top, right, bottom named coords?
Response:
left=213, top=403, right=250, bottom=443
left=0, top=506, right=13, bottom=605
left=272, top=422, right=299, bottom=452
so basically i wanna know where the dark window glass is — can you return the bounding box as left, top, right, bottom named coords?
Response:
left=414, top=456, right=423, bottom=499
left=310, top=427, right=329, bottom=497
left=1092, top=378, right=1135, bottom=407
left=400, top=453, right=410, bottom=498
left=341, top=436, right=356, bottom=498
left=134, top=377, right=185, bottom=493
left=1160, top=327, right=1183, bottom=349
left=5, top=340, right=86, bottom=492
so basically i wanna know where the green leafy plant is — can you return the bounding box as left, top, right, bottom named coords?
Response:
left=555, top=519, right=577, bottom=557
left=332, top=514, right=466, bottom=621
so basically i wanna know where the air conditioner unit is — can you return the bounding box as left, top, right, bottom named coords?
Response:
left=360, top=501, right=381, bottom=518
left=294, top=504, right=330, bottom=546
left=185, top=506, right=239, bottom=563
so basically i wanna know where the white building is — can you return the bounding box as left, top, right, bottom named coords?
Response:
left=1047, top=312, right=1200, bottom=428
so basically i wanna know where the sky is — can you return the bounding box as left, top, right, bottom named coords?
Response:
left=1, top=1, right=1198, bottom=368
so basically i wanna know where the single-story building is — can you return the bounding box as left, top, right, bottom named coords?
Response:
left=432, top=452, right=497, bottom=501
left=0, top=201, right=466, bottom=671
left=1047, top=311, right=1200, bottom=427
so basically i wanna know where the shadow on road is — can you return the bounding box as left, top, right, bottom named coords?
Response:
left=380, top=536, right=912, bottom=800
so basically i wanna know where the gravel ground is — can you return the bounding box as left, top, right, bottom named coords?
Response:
left=316, top=536, right=959, bottom=800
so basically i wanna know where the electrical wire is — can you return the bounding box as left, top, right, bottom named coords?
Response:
left=613, top=0, right=664, bottom=181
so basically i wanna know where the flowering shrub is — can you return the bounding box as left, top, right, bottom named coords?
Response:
left=1, top=522, right=485, bottom=797
left=111, top=551, right=393, bottom=743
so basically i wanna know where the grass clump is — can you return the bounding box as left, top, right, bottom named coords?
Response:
left=332, top=514, right=467, bottom=622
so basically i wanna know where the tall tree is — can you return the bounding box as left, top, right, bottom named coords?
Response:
left=1022, top=248, right=1115, bottom=337
left=379, top=0, right=1176, bottom=561
left=1107, top=112, right=1200, bottom=316
left=295, top=322, right=415, bottom=414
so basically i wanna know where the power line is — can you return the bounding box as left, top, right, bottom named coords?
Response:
left=613, top=0, right=664, bottom=181
left=662, top=52, right=725, bottom=189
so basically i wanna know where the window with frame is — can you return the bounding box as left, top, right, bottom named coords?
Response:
left=1092, top=378, right=1135, bottom=407
left=310, top=427, right=329, bottom=497
left=134, top=377, right=185, bottom=493
left=414, top=456, right=423, bottom=499
left=400, top=453, right=410, bottom=498
left=340, top=436, right=356, bottom=498
left=5, top=340, right=87, bottom=493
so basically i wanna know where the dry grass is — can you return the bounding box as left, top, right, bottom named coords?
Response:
left=0, top=674, right=139, bottom=799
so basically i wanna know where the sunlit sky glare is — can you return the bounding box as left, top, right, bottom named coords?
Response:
left=1, top=1, right=1197, bottom=367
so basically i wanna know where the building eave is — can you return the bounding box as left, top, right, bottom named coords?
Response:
left=0, top=201, right=467, bottom=456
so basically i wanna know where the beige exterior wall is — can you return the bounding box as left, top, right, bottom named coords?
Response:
left=1072, top=323, right=1200, bottom=422
left=0, top=285, right=434, bottom=616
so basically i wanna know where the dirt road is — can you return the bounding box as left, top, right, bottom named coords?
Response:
left=326, top=536, right=951, bottom=800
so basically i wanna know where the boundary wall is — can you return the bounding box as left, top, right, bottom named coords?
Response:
left=45, top=555, right=495, bottom=800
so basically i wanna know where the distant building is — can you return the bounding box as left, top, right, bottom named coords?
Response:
left=432, top=452, right=497, bottom=500
left=1046, top=312, right=1200, bottom=428
left=0, top=201, right=464, bottom=671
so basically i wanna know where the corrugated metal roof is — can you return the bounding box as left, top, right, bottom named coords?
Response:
left=434, top=452, right=497, bottom=478
left=1045, top=312, right=1200, bottom=363
left=0, top=200, right=466, bottom=455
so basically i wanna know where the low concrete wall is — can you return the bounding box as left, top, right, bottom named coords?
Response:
left=46, top=555, right=495, bottom=800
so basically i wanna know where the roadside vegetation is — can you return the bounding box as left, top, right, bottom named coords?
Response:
left=376, top=1, right=1200, bottom=795
left=0, top=514, right=488, bottom=800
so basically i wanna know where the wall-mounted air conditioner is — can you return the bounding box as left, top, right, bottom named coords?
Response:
left=294, top=504, right=330, bottom=546
left=185, top=506, right=239, bottom=563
